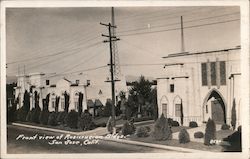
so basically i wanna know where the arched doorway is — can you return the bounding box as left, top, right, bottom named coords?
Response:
left=203, top=89, right=226, bottom=124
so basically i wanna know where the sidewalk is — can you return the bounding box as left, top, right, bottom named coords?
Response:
left=11, top=122, right=208, bottom=153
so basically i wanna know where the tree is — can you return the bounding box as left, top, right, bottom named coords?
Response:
left=55, top=96, right=60, bottom=113
left=231, top=98, right=237, bottom=130
left=34, top=91, right=39, bottom=108
left=204, top=118, right=216, bottom=145
left=128, top=76, right=157, bottom=118
left=152, top=114, right=172, bottom=140
left=64, top=91, right=70, bottom=113
left=23, top=90, right=30, bottom=113
left=180, top=99, right=184, bottom=126
left=102, top=99, right=112, bottom=117
left=78, top=92, right=83, bottom=116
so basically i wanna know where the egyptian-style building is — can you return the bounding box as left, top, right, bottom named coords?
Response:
left=157, top=46, right=241, bottom=126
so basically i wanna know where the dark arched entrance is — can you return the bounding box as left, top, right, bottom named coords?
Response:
left=203, top=89, right=226, bottom=124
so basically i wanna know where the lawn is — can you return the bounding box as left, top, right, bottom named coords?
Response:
left=125, top=126, right=235, bottom=152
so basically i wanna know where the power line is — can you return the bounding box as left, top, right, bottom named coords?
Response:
left=118, top=12, right=239, bottom=34
left=7, top=39, right=101, bottom=65
left=119, top=19, right=240, bottom=37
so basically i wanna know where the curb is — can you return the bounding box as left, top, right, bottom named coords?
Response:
left=103, top=138, right=209, bottom=153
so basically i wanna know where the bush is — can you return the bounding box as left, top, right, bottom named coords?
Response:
left=222, top=125, right=241, bottom=152
left=79, top=110, right=93, bottom=131
left=106, top=116, right=113, bottom=134
left=17, top=108, right=28, bottom=122
left=56, top=111, right=67, bottom=125
left=48, top=112, right=58, bottom=126
left=65, top=110, right=78, bottom=129
left=189, top=121, right=198, bottom=128
left=39, top=110, right=50, bottom=125
left=136, top=126, right=150, bottom=137
left=171, top=121, right=180, bottom=127
left=133, top=116, right=153, bottom=122
left=167, top=118, right=173, bottom=125
left=152, top=114, right=172, bottom=140
left=101, top=100, right=112, bottom=117
left=204, top=118, right=216, bottom=145
left=7, top=105, right=17, bottom=123
left=178, top=128, right=190, bottom=144
left=96, top=122, right=106, bottom=127
left=231, top=99, right=237, bottom=130
left=26, top=110, right=32, bottom=122
left=221, top=124, right=230, bottom=130
left=31, top=107, right=41, bottom=123
left=121, top=120, right=136, bottom=136
left=194, top=131, right=204, bottom=138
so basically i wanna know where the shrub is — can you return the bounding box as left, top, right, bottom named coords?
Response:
left=231, top=99, right=236, bottom=130
left=106, top=116, right=113, bottom=134
left=152, top=114, right=172, bottom=140
left=31, top=107, right=41, bottom=123
left=189, top=121, right=198, bottom=128
left=145, top=126, right=151, bottom=132
left=7, top=104, right=17, bottom=123
left=79, top=110, right=93, bottom=131
left=221, top=124, right=230, bottom=130
left=194, top=131, right=204, bottom=138
left=178, top=128, right=190, bottom=144
left=136, top=126, right=150, bottom=137
left=26, top=110, right=32, bottom=122
left=17, top=108, right=28, bottom=122
left=65, top=110, right=78, bottom=129
left=171, top=121, right=180, bottom=127
left=222, top=125, right=241, bottom=152
left=48, top=112, right=58, bottom=126
left=121, top=120, right=136, bottom=136
left=56, top=111, right=67, bottom=125
left=101, top=100, right=112, bottom=117
left=167, top=118, right=173, bottom=125
left=204, top=118, right=216, bottom=145
left=39, top=110, right=50, bottom=125
left=96, top=122, right=106, bottom=127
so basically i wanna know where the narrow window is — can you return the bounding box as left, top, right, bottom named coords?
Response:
left=175, top=104, right=181, bottom=117
left=201, top=63, right=207, bottom=86
left=170, top=84, right=174, bottom=93
left=220, top=61, right=226, bottom=85
left=211, top=62, right=216, bottom=85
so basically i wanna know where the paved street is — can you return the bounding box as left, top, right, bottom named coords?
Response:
left=7, top=125, right=173, bottom=154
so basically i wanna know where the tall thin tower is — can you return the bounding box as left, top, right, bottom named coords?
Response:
left=111, top=7, right=121, bottom=80
left=180, top=16, right=185, bottom=53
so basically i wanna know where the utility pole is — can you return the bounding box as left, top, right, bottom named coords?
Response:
left=100, top=20, right=120, bottom=133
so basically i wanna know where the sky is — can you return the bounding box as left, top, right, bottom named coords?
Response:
left=6, top=6, right=240, bottom=84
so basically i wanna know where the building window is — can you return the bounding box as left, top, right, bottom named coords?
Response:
left=61, top=98, right=65, bottom=109
left=46, top=80, right=50, bottom=85
left=201, top=61, right=226, bottom=86
left=175, top=104, right=181, bottom=117
left=220, top=61, right=226, bottom=85
left=206, top=105, right=208, bottom=113
left=210, top=62, right=216, bottom=85
left=201, top=63, right=207, bottom=86
left=162, top=103, right=167, bottom=117
left=52, top=100, right=55, bottom=108
left=170, top=84, right=174, bottom=93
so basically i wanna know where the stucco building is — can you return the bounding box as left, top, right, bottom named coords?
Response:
left=14, top=73, right=89, bottom=112
left=157, top=46, right=241, bottom=126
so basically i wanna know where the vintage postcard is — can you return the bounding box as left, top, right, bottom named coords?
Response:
left=1, top=0, right=249, bottom=159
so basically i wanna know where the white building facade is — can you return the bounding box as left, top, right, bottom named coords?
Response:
left=157, top=47, right=241, bottom=126
left=14, top=73, right=88, bottom=112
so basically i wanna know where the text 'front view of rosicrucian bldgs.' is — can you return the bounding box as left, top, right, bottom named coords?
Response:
left=5, top=6, right=241, bottom=154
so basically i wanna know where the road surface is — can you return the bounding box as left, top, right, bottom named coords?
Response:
left=7, top=125, right=174, bottom=154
